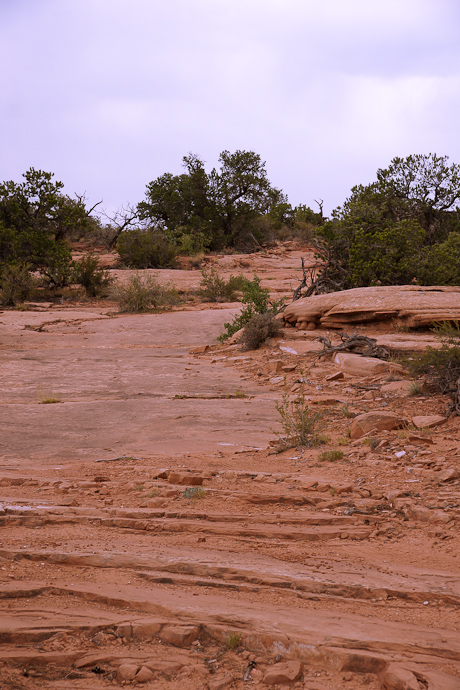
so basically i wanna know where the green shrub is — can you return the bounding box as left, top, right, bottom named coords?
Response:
left=112, top=273, right=180, bottom=312
left=117, top=229, right=177, bottom=269
left=409, top=321, right=460, bottom=394
left=225, top=631, right=242, bottom=650
left=72, top=253, right=113, bottom=297
left=219, top=274, right=284, bottom=341
left=0, top=263, right=34, bottom=306
left=239, top=312, right=281, bottom=350
left=198, top=268, right=246, bottom=302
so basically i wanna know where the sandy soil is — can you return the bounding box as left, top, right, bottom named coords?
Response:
left=0, top=245, right=459, bottom=690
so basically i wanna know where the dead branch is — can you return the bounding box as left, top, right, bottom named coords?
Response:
left=317, top=333, right=389, bottom=360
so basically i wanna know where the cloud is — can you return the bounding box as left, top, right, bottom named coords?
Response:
left=1, top=0, right=460, bottom=214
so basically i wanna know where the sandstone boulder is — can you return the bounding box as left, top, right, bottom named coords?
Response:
left=350, top=411, right=405, bottom=439
left=283, top=285, right=460, bottom=329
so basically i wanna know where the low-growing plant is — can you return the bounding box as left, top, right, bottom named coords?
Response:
left=408, top=380, right=424, bottom=397
left=37, top=387, right=61, bottom=404
left=0, top=263, right=34, bottom=306
left=318, top=450, right=344, bottom=462
left=225, top=631, right=242, bottom=650
left=197, top=268, right=246, bottom=302
left=336, top=437, right=350, bottom=446
left=182, top=486, right=206, bottom=500
left=341, top=404, right=354, bottom=418
left=364, top=437, right=381, bottom=450
left=275, top=382, right=325, bottom=451
left=72, top=253, right=113, bottom=297
left=225, top=389, right=246, bottom=398
left=112, top=273, right=180, bottom=313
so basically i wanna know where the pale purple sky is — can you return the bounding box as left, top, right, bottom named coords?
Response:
left=1, top=0, right=459, bottom=217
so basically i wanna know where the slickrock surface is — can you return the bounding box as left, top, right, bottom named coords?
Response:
left=1, top=245, right=460, bottom=689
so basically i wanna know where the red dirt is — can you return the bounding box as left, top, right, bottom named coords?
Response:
left=0, top=245, right=459, bottom=690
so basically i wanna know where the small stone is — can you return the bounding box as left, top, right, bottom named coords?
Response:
left=267, top=360, right=283, bottom=373
left=326, top=371, right=344, bottom=381
left=412, top=415, right=447, bottom=429
left=160, top=625, right=199, bottom=648
left=438, top=468, right=459, bottom=482
left=168, top=472, right=204, bottom=486
left=135, top=666, right=155, bottom=683
left=189, top=345, right=209, bottom=354
left=208, top=674, right=234, bottom=690
left=263, top=660, right=302, bottom=685
left=117, top=663, right=140, bottom=681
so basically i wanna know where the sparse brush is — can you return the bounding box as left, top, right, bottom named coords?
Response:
left=341, top=404, right=354, bottom=418
left=275, top=382, right=325, bottom=451
left=225, top=631, right=242, bottom=650
left=408, top=380, right=424, bottom=396
left=182, top=486, right=206, bottom=500
left=318, top=450, right=344, bottom=462
left=72, top=253, right=113, bottom=297
left=112, top=273, right=180, bottom=312
left=364, top=437, right=381, bottom=450
left=239, top=312, right=281, bottom=350
left=197, top=268, right=246, bottom=302
left=336, top=437, right=350, bottom=446
left=37, top=387, right=61, bottom=404
left=225, top=389, right=246, bottom=398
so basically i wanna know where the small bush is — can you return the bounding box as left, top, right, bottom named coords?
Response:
left=318, top=450, right=344, bottom=462
left=219, top=274, right=284, bottom=341
left=72, top=253, right=113, bottom=297
left=0, top=263, right=33, bottom=306
left=112, top=273, right=180, bottom=312
left=117, top=229, right=177, bottom=269
left=239, top=312, right=281, bottom=350
left=275, top=384, right=325, bottom=451
left=198, top=268, right=246, bottom=302
left=408, top=321, right=460, bottom=396
left=408, top=380, right=424, bottom=397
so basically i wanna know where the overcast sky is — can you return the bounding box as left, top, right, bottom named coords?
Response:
left=1, top=0, right=459, bottom=218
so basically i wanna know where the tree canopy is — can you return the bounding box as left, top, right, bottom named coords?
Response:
left=138, top=150, right=286, bottom=250
left=314, top=153, right=460, bottom=291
